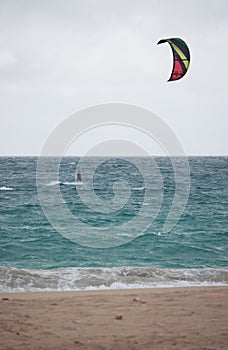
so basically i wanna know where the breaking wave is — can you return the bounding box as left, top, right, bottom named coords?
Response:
left=0, top=266, right=227, bottom=292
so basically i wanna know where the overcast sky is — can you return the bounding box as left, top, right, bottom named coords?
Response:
left=0, top=0, right=227, bottom=156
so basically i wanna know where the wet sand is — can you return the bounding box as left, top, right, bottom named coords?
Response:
left=0, top=286, right=227, bottom=349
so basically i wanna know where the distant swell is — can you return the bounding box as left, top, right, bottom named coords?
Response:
left=0, top=266, right=227, bottom=292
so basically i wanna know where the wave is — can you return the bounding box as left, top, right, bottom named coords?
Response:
left=0, top=266, right=227, bottom=292
left=64, top=181, right=83, bottom=185
left=0, top=186, right=13, bottom=191
left=46, top=181, right=83, bottom=186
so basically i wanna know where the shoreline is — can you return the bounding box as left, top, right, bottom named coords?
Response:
left=0, top=283, right=227, bottom=295
left=0, top=286, right=227, bottom=349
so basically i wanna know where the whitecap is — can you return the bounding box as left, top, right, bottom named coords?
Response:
left=46, top=181, right=61, bottom=186
left=0, top=186, right=13, bottom=191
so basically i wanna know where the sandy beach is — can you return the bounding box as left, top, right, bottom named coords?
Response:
left=0, top=286, right=227, bottom=350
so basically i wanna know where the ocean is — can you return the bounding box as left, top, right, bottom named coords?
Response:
left=0, top=156, right=227, bottom=292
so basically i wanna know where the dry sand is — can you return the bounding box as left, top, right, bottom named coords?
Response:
left=0, top=286, right=227, bottom=350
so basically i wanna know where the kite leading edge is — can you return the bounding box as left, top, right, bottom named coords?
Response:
left=157, top=37, right=190, bottom=81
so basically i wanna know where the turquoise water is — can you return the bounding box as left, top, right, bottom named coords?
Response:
left=0, top=157, right=227, bottom=291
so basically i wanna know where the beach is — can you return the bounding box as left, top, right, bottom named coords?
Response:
left=0, top=286, right=227, bottom=350
left=1, top=157, right=227, bottom=349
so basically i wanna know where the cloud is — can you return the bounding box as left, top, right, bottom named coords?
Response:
left=0, top=49, right=16, bottom=67
left=0, top=0, right=227, bottom=155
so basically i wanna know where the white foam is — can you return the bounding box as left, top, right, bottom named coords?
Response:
left=0, top=186, right=13, bottom=191
left=0, top=266, right=227, bottom=293
left=46, top=181, right=60, bottom=186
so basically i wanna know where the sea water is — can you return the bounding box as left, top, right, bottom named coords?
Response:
left=0, top=156, right=227, bottom=291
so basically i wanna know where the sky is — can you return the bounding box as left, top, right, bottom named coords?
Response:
left=0, top=0, right=227, bottom=156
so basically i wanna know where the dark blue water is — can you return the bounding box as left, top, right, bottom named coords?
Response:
left=0, top=157, right=227, bottom=291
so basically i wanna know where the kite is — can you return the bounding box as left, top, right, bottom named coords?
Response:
left=157, top=38, right=190, bottom=81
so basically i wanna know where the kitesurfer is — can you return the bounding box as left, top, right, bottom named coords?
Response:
left=77, top=169, right=82, bottom=182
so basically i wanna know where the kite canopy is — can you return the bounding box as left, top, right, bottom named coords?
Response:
left=157, top=37, right=190, bottom=81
